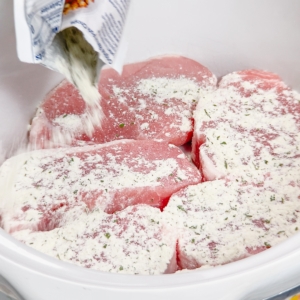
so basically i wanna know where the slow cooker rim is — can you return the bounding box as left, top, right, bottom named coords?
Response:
left=1, top=228, right=300, bottom=290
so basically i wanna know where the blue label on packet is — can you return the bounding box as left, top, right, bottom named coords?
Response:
left=25, top=0, right=63, bottom=62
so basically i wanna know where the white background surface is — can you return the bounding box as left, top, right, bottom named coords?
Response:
left=123, top=0, right=300, bottom=89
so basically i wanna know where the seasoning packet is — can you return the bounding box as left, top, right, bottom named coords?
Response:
left=14, top=0, right=130, bottom=74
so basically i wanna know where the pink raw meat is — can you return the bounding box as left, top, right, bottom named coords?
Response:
left=13, top=205, right=178, bottom=275
left=192, top=69, right=300, bottom=181
left=163, top=170, right=300, bottom=269
left=0, top=139, right=201, bottom=233
left=105, top=55, right=216, bottom=145
left=29, top=55, right=216, bottom=149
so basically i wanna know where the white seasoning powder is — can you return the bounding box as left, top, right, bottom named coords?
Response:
left=136, top=77, right=203, bottom=105
left=0, top=140, right=200, bottom=233
left=12, top=205, right=177, bottom=275
left=53, top=114, right=83, bottom=131
left=111, top=76, right=213, bottom=136
left=163, top=174, right=300, bottom=267
left=42, top=27, right=104, bottom=147
left=194, top=72, right=300, bottom=181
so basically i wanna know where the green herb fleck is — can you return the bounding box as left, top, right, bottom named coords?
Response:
left=224, top=160, right=228, bottom=169
left=119, top=266, right=123, bottom=271
left=63, top=114, right=68, bottom=118
left=177, top=205, right=187, bottom=213
left=105, top=233, right=111, bottom=239
left=204, top=109, right=211, bottom=118
left=270, top=195, right=275, bottom=201
left=191, top=239, right=195, bottom=243
left=73, top=190, right=78, bottom=194
left=221, top=141, right=227, bottom=145
left=264, top=160, right=268, bottom=164
left=103, top=244, right=107, bottom=248
left=119, top=123, right=125, bottom=128
left=245, top=214, right=252, bottom=218
left=264, top=242, right=271, bottom=248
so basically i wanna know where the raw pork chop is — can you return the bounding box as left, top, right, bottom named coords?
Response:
left=13, top=205, right=178, bottom=275
left=192, top=69, right=300, bottom=181
left=163, top=168, right=300, bottom=269
left=0, top=139, right=201, bottom=233
left=29, top=56, right=216, bottom=149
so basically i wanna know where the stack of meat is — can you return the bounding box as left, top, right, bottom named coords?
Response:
left=1, top=56, right=299, bottom=274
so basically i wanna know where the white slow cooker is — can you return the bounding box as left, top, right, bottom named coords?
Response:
left=1, top=1, right=300, bottom=299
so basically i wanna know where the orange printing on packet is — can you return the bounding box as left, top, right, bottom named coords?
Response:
left=289, top=294, right=300, bottom=300
left=63, top=0, right=94, bottom=14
